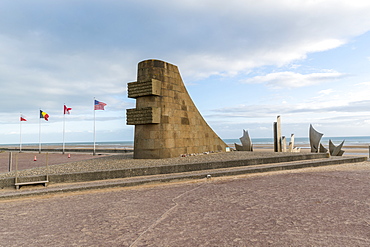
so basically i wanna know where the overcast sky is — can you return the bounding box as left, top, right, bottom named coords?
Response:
left=1, top=0, right=370, bottom=144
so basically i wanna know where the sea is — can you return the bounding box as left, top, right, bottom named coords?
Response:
left=1, top=136, right=369, bottom=148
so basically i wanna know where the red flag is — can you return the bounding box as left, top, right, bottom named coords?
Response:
left=94, top=100, right=107, bottom=110
left=20, top=114, right=27, bottom=121
left=64, top=105, right=72, bottom=114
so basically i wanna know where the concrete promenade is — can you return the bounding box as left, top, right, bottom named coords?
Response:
left=1, top=161, right=369, bottom=246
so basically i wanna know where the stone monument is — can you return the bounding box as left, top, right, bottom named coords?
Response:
left=126, top=59, right=228, bottom=159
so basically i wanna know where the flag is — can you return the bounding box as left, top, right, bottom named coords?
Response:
left=64, top=105, right=72, bottom=114
left=94, top=100, right=107, bottom=110
left=20, top=114, right=27, bottom=121
left=40, top=110, right=49, bottom=121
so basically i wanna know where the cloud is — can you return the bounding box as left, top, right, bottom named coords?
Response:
left=243, top=71, right=347, bottom=88
left=0, top=34, right=135, bottom=114
left=209, top=99, right=370, bottom=120
left=356, top=81, right=370, bottom=86
left=164, top=0, right=370, bottom=79
left=318, top=89, right=334, bottom=95
left=1, top=1, right=370, bottom=142
left=2, top=0, right=370, bottom=82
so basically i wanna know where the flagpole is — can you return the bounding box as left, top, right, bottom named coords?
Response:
left=19, top=113, right=22, bottom=152
left=63, top=105, right=66, bottom=154
left=39, top=110, right=41, bottom=154
left=93, top=97, right=96, bottom=155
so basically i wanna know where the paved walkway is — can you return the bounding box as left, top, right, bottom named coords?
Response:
left=1, top=162, right=369, bottom=246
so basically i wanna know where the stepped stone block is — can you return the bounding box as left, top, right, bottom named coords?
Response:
left=126, top=59, right=228, bottom=159
left=126, top=107, right=161, bottom=125
left=128, top=79, right=162, bottom=98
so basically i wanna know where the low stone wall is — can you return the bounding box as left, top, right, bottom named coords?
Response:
left=0, top=153, right=337, bottom=189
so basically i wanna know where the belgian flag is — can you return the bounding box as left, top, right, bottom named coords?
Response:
left=40, top=110, right=49, bottom=121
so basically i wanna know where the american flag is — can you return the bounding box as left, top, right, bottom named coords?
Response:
left=94, top=100, right=107, bottom=110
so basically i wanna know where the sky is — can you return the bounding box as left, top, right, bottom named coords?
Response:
left=1, top=0, right=370, bottom=144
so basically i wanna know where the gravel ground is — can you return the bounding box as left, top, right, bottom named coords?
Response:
left=0, top=151, right=319, bottom=179
left=0, top=152, right=109, bottom=177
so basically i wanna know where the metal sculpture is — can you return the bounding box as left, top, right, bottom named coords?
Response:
left=319, top=143, right=328, bottom=153
left=288, top=134, right=301, bottom=152
left=273, top=116, right=282, bottom=152
left=329, top=140, right=345, bottom=156
left=235, top=129, right=253, bottom=151
left=309, top=124, right=324, bottom=153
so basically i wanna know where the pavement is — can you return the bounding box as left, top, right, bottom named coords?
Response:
left=0, top=161, right=369, bottom=246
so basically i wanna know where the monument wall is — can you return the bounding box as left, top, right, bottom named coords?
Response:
left=127, top=59, right=227, bottom=159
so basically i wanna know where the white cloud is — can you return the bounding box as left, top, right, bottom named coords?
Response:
left=210, top=96, right=370, bottom=121
left=2, top=0, right=369, bottom=81
left=318, top=89, right=334, bottom=95
left=169, top=0, right=370, bottom=78
left=243, top=71, right=346, bottom=88
left=356, top=81, right=370, bottom=86
left=302, top=39, right=346, bottom=53
left=1, top=1, right=370, bottom=142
